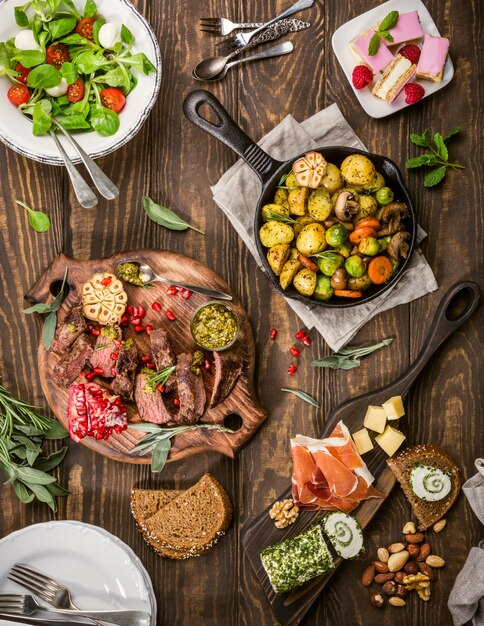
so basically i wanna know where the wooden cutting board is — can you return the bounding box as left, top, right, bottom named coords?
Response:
left=242, top=282, right=480, bottom=626
left=25, top=251, right=267, bottom=464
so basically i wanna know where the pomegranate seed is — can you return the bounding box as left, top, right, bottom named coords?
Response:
left=111, top=366, right=117, bottom=376
left=302, top=335, right=311, bottom=347
left=90, top=328, right=101, bottom=337
left=141, top=354, right=152, bottom=363
left=166, top=309, right=176, bottom=321
left=120, top=315, right=129, bottom=326
left=152, top=301, right=162, bottom=311
left=145, top=324, right=154, bottom=334
left=175, top=286, right=184, bottom=292
left=288, top=364, right=297, bottom=375
left=173, top=398, right=180, bottom=407
left=86, top=371, right=96, bottom=381
left=295, top=329, right=306, bottom=340
left=127, top=305, right=134, bottom=315
left=166, top=287, right=177, bottom=296
left=289, top=347, right=301, bottom=357
left=145, top=362, right=156, bottom=369
left=110, top=352, right=118, bottom=360
left=203, top=358, right=211, bottom=371
left=270, top=328, right=278, bottom=340
left=113, top=339, right=122, bottom=348
left=137, top=306, right=146, bottom=318
left=94, top=367, right=104, bottom=375
left=156, top=384, right=165, bottom=393
left=182, top=289, right=192, bottom=299
left=100, top=276, right=112, bottom=286
left=134, top=324, right=145, bottom=333
left=130, top=316, right=141, bottom=326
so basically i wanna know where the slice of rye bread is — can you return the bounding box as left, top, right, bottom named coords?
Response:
left=141, top=473, right=233, bottom=555
left=387, top=444, right=461, bottom=530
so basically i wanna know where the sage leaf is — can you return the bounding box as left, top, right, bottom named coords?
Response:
left=45, top=482, right=69, bottom=496
left=27, top=483, right=57, bottom=511
left=281, top=388, right=319, bottom=408
left=151, top=438, right=171, bottom=473
left=424, top=166, right=447, bottom=188
left=143, top=196, right=204, bottom=234
left=12, top=480, right=35, bottom=504
left=15, top=465, right=57, bottom=485
left=337, top=338, right=393, bottom=357
left=313, top=339, right=393, bottom=370
left=34, top=446, right=68, bottom=471
left=42, top=311, right=58, bottom=350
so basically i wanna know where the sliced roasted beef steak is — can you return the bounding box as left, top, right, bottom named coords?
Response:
left=111, top=341, right=138, bottom=401
left=176, top=353, right=206, bottom=424
left=53, top=333, right=93, bottom=387
left=134, top=372, right=175, bottom=425
left=89, top=327, right=121, bottom=377
left=150, top=328, right=176, bottom=391
left=209, top=351, right=243, bottom=408
left=51, top=303, right=86, bottom=355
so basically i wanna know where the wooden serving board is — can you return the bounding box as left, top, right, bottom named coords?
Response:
left=242, top=282, right=480, bottom=626
left=25, top=251, right=267, bottom=464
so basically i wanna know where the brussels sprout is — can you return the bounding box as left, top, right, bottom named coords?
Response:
left=274, top=188, right=289, bottom=205
left=296, top=223, right=326, bottom=256
left=347, top=273, right=372, bottom=291
left=345, top=255, right=366, bottom=278
left=340, top=154, right=376, bottom=186
left=375, top=187, right=394, bottom=206
left=325, top=223, right=348, bottom=247
left=378, top=236, right=391, bottom=252
left=358, top=237, right=379, bottom=256
left=261, top=203, right=290, bottom=222
left=390, top=258, right=400, bottom=274
left=336, top=242, right=352, bottom=258
left=314, top=275, right=334, bottom=300
left=321, top=163, right=343, bottom=194
left=316, top=252, right=344, bottom=276
left=355, top=194, right=377, bottom=221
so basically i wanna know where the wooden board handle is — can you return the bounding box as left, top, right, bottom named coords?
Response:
left=24, top=254, right=82, bottom=306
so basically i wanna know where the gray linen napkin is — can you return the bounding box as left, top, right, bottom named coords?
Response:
left=212, top=104, right=438, bottom=351
left=448, top=459, right=484, bottom=626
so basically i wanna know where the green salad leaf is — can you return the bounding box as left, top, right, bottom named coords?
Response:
left=16, top=200, right=51, bottom=232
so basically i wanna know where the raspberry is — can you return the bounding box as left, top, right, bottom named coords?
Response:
left=399, top=44, right=421, bottom=64
left=352, top=65, right=373, bottom=90
left=404, top=83, right=425, bottom=105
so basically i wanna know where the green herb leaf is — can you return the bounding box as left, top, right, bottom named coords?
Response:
left=16, top=200, right=51, bottom=232
left=277, top=172, right=289, bottom=187
left=281, top=388, right=319, bottom=408
left=120, top=24, right=134, bottom=46
left=92, top=17, right=106, bottom=46
left=433, top=133, right=448, bottom=161
left=84, top=0, right=98, bottom=18
left=410, top=130, right=431, bottom=148
left=60, top=61, right=77, bottom=84
left=151, top=438, right=171, bottom=473
left=14, top=465, right=57, bottom=485
left=27, top=483, right=57, bottom=511
left=12, top=480, right=35, bottom=503
left=43, top=419, right=68, bottom=439
left=32, top=101, right=53, bottom=137
left=379, top=10, right=399, bottom=31
left=143, top=366, right=175, bottom=393
left=15, top=7, right=29, bottom=27
left=143, top=196, right=204, bottom=234
left=266, top=212, right=297, bottom=225
left=368, top=33, right=381, bottom=56
left=27, top=64, right=62, bottom=89
left=406, top=154, right=438, bottom=169
left=48, top=17, right=77, bottom=40
left=337, top=338, right=393, bottom=357
left=444, top=127, right=460, bottom=144
left=12, top=49, right=45, bottom=68
left=43, top=311, right=58, bottom=350
left=380, top=30, right=393, bottom=43
left=313, top=339, right=393, bottom=370
left=89, top=105, right=120, bottom=137
left=33, top=446, right=68, bottom=471
left=423, top=166, right=447, bottom=188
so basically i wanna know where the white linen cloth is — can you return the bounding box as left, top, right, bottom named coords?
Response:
left=212, top=103, right=438, bottom=351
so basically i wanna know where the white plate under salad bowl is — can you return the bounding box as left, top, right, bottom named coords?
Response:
left=0, top=520, right=157, bottom=625
left=0, top=0, right=161, bottom=165
left=332, top=0, right=454, bottom=119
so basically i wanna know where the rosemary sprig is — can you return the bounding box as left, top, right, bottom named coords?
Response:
left=143, top=366, right=175, bottom=393
left=267, top=211, right=297, bottom=225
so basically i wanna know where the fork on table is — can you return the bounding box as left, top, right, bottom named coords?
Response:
left=199, top=17, right=264, bottom=36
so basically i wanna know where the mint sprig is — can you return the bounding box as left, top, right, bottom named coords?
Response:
left=406, top=128, right=464, bottom=188
left=368, top=10, right=399, bottom=56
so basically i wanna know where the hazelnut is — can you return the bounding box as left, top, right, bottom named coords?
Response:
left=395, top=584, right=408, bottom=599
left=370, top=593, right=385, bottom=608
left=407, top=544, right=420, bottom=558
left=383, top=581, right=396, bottom=596
left=404, top=561, right=419, bottom=575
left=394, top=571, right=406, bottom=584
left=373, top=561, right=389, bottom=573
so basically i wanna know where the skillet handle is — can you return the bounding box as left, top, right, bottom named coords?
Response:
left=183, top=89, right=283, bottom=185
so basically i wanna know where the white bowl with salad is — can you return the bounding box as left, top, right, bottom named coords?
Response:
left=0, top=0, right=161, bottom=164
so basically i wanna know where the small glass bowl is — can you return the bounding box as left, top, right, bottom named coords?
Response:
left=190, top=300, right=240, bottom=352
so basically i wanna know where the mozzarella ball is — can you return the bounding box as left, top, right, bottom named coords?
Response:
left=98, top=22, right=121, bottom=49
left=45, top=78, right=68, bottom=97
left=14, top=30, right=42, bottom=51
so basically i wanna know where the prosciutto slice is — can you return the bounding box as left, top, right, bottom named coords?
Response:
left=291, top=420, right=384, bottom=513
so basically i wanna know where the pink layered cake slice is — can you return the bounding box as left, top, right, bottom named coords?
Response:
left=417, top=34, right=450, bottom=82
left=380, top=10, right=423, bottom=46
left=372, top=54, right=416, bottom=103
left=351, top=29, right=394, bottom=73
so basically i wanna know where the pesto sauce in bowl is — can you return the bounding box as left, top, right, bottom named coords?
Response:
left=190, top=301, right=240, bottom=351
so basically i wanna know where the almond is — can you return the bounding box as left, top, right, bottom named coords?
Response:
left=388, top=550, right=409, bottom=572
left=402, top=521, right=416, bottom=534
left=361, top=565, right=375, bottom=587
left=418, top=562, right=435, bottom=581
left=373, top=561, right=389, bottom=573
left=426, top=555, right=445, bottom=568
left=407, top=543, right=420, bottom=558
left=404, top=532, right=425, bottom=543
left=433, top=519, right=447, bottom=533
left=375, top=572, right=395, bottom=584
left=417, top=543, right=431, bottom=561
left=388, top=542, right=406, bottom=554
left=377, top=547, right=390, bottom=563
left=389, top=597, right=406, bottom=607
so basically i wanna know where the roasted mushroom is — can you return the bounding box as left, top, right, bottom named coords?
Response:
left=388, top=231, right=410, bottom=260
left=292, top=151, right=327, bottom=188
left=334, top=191, right=359, bottom=223
left=323, top=217, right=354, bottom=231
left=330, top=267, right=348, bottom=290
left=377, top=202, right=408, bottom=236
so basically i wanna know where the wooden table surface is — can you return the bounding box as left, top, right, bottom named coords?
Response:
left=0, top=1, right=482, bottom=625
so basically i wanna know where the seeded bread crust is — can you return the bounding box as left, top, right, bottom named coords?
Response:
left=386, top=444, right=461, bottom=530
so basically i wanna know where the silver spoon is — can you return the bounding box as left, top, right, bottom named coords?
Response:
left=193, top=41, right=294, bottom=81
left=119, top=260, right=233, bottom=301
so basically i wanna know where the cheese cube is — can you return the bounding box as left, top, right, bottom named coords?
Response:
left=363, top=406, right=387, bottom=433
left=352, top=428, right=374, bottom=455
left=375, top=425, right=406, bottom=456
left=382, top=396, right=405, bottom=420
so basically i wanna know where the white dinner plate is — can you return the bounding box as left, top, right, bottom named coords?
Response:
left=0, top=0, right=162, bottom=164
left=0, top=521, right=156, bottom=625
left=332, top=0, right=454, bottom=118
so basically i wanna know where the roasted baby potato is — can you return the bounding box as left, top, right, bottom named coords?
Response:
left=293, top=215, right=317, bottom=237
left=293, top=268, right=317, bottom=296
left=296, top=223, right=326, bottom=256
left=288, top=187, right=309, bottom=216
left=274, top=188, right=289, bottom=205
left=347, top=273, right=372, bottom=291
left=279, top=259, right=302, bottom=290
left=285, top=171, right=299, bottom=189
left=289, top=247, right=300, bottom=260
left=259, top=221, right=294, bottom=248
left=340, top=154, right=376, bottom=186
left=321, top=163, right=343, bottom=195
left=355, top=195, right=377, bottom=221
left=364, top=171, right=385, bottom=191
left=308, top=187, right=333, bottom=221
left=261, top=203, right=290, bottom=222
left=267, top=244, right=290, bottom=276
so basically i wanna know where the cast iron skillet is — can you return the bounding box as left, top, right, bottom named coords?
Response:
left=183, top=90, right=417, bottom=308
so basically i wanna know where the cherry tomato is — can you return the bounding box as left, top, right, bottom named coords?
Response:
left=67, top=79, right=85, bottom=103
left=15, top=63, right=31, bottom=84
left=75, top=17, right=95, bottom=41
left=46, top=44, right=70, bottom=69
left=100, top=88, right=126, bottom=113
left=7, top=84, right=30, bottom=106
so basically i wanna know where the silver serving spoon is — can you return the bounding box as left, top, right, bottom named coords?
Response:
left=119, top=260, right=233, bottom=301
left=193, top=41, right=294, bottom=81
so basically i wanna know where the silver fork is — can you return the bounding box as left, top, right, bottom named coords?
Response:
left=0, top=594, right=151, bottom=626
left=216, top=0, right=314, bottom=53
left=8, top=563, right=104, bottom=625
left=199, top=17, right=263, bottom=36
